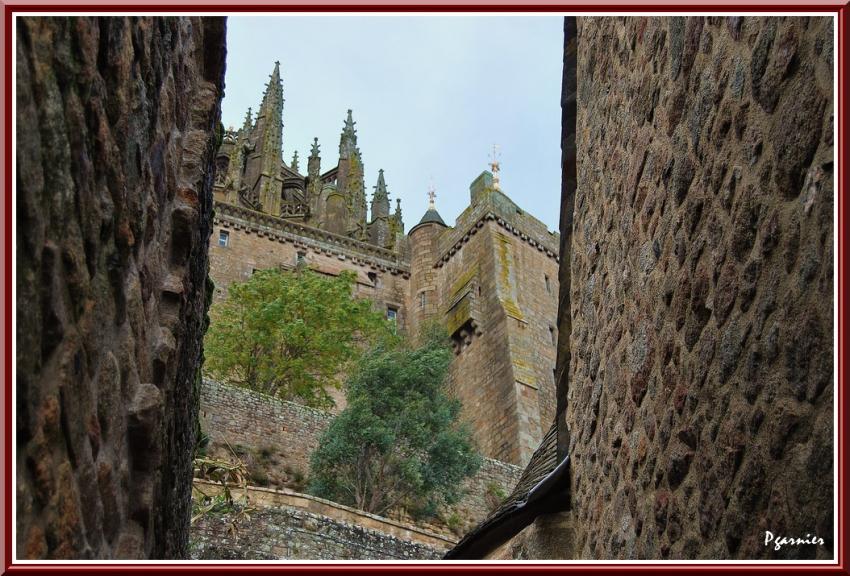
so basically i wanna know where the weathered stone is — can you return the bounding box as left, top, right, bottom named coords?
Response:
left=771, top=70, right=826, bottom=197
left=16, top=16, right=226, bottom=559
left=552, top=16, right=834, bottom=562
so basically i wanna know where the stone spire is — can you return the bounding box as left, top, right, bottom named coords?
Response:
left=394, top=198, right=403, bottom=222
left=306, top=137, right=322, bottom=219
left=339, top=109, right=358, bottom=159
left=257, top=61, right=284, bottom=163
left=226, top=107, right=254, bottom=192
left=242, top=106, right=253, bottom=133
left=255, top=61, right=285, bottom=213
left=371, top=169, right=390, bottom=220
left=388, top=197, right=405, bottom=238
left=291, top=150, right=299, bottom=173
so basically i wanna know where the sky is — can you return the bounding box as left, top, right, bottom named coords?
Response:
left=223, top=15, right=564, bottom=232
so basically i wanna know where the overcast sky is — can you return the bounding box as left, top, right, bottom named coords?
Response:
left=222, top=15, right=563, bottom=232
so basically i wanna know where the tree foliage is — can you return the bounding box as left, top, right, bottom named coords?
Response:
left=203, top=268, right=392, bottom=409
left=308, top=325, right=482, bottom=518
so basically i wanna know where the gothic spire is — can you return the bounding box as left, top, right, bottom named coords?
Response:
left=310, top=137, right=320, bottom=159
left=242, top=107, right=253, bottom=133
left=393, top=198, right=404, bottom=232
left=371, top=169, right=390, bottom=220
left=339, top=109, right=358, bottom=159
left=255, top=61, right=285, bottom=214
left=291, top=150, right=299, bottom=173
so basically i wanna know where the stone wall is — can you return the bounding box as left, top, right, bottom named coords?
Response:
left=564, top=16, right=834, bottom=559
left=15, top=16, right=226, bottom=559
left=198, top=380, right=522, bottom=533
left=200, top=379, right=330, bottom=481
left=189, top=480, right=453, bottom=559
left=190, top=504, right=446, bottom=560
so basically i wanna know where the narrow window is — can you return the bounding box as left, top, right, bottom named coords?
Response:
left=218, top=230, right=230, bottom=247
left=419, top=292, right=426, bottom=309
left=296, top=251, right=307, bottom=266
left=387, top=306, right=398, bottom=322
left=544, top=274, right=551, bottom=294
left=368, top=271, right=378, bottom=286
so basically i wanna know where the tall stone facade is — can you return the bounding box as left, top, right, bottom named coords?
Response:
left=475, top=15, right=835, bottom=560
left=208, top=72, right=561, bottom=467
left=15, top=16, right=226, bottom=559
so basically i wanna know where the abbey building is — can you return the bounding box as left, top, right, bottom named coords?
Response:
left=209, top=62, right=561, bottom=466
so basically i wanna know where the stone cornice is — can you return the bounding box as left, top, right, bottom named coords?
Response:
left=214, top=201, right=411, bottom=277
left=433, top=201, right=560, bottom=269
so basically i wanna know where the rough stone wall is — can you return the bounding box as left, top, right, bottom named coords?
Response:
left=15, top=16, right=226, bottom=559
left=437, top=211, right=560, bottom=466
left=190, top=506, right=446, bottom=560
left=200, top=379, right=330, bottom=481
left=198, top=380, right=522, bottom=531
left=565, top=16, right=834, bottom=559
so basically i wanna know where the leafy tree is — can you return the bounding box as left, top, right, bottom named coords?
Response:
left=204, top=268, right=392, bottom=409
left=308, top=325, right=482, bottom=518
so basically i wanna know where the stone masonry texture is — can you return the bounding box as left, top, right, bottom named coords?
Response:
left=197, top=380, right=522, bottom=537
left=497, top=16, right=834, bottom=560
left=190, top=506, right=446, bottom=560
left=566, top=16, right=834, bottom=560
left=16, top=16, right=226, bottom=559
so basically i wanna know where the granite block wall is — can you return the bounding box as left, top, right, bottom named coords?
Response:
left=15, top=16, right=226, bottom=558
left=565, top=16, right=834, bottom=560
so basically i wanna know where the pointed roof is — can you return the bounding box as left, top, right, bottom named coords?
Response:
left=242, top=107, right=253, bottom=132
left=259, top=61, right=284, bottom=115
left=370, top=169, right=390, bottom=220
left=416, top=208, right=446, bottom=228
left=411, top=181, right=447, bottom=232
left=339, top=109, right=358, bottom=158
left=373, top=169, right=388, bottom=200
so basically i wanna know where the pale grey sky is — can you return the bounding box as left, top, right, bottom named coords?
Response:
left=223, top=15, right=563, bottom=231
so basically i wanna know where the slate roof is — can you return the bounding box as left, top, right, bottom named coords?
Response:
left=417, top=208, right=447, bottom=227
left=444, top=420, right=570, bottom=559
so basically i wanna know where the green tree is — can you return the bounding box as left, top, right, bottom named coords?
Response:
left=204, top=268, right=391, bottom=409
left=308, top=325, right=482, bottom=518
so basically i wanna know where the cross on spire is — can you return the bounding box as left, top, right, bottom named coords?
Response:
left=428, top=179, right=436, bottom=209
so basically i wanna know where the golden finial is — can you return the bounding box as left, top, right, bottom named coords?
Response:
left=489, top=144, right=501, bottom=191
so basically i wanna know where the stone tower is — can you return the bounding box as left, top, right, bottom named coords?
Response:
left=407, top=188, right=448, bottom=341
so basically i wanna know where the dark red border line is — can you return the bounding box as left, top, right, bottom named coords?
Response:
left=1, top=4, right=849, bottom=11
left=6, top=1, right=14, bottom=573
left=3, top=3, right=847, bottom=574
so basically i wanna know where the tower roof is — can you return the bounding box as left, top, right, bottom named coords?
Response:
left=416, top=208, right=447, bottom=227
left=410, top=180, right=447, bottom=233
